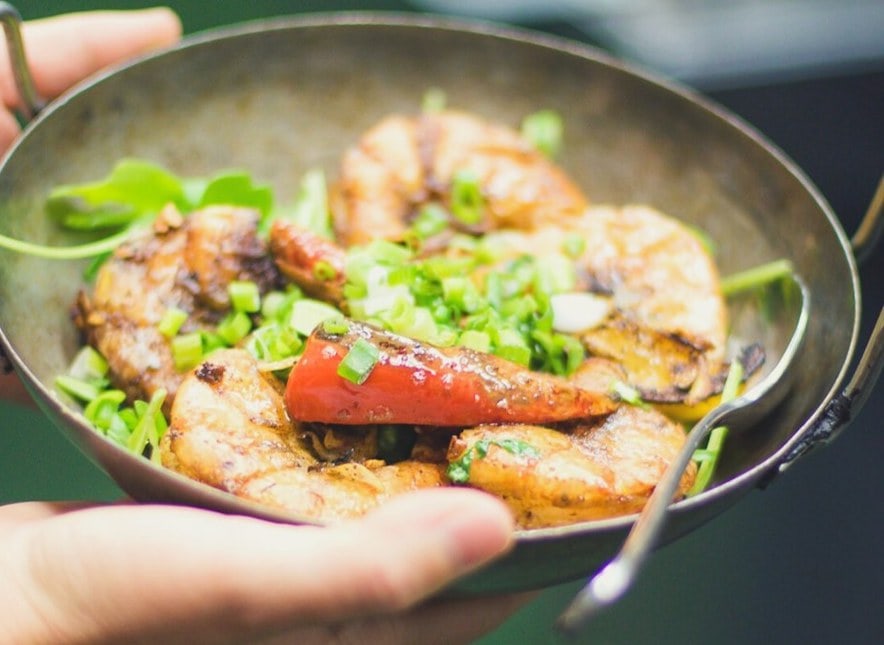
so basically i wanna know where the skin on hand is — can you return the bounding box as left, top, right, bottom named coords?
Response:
left=0, top=7, right=182, bottom=152
left=0, top=7, right=181, bottom=406
left=0, top=489, right=522, bottom=644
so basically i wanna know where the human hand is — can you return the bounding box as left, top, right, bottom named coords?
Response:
left=1, top=489, right=522, bottom=644
left=0, top=7, right=181, bottom=406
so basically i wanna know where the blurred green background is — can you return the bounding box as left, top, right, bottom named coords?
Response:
left=2, top=2, right=881, bottom=644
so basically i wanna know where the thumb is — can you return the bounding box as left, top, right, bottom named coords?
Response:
left=0, top=8, right=181, bottom=150
left=4, top=8, right=182, bottom=105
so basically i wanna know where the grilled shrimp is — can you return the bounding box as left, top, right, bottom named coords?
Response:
left=74, top=205, right=278, bottom=412
left=159, top=349, right=446, bottom=521
left=477, top=204, right=745, bottom=405
left=447, top=405, right=696, bottom=529
left=332, top=109, right=588, bottom=246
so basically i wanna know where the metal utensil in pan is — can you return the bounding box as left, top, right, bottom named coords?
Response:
left=0, top=10, right=880, bottom=596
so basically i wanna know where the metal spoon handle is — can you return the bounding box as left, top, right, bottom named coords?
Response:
left=556, top=404, right=727, bottom=632
left=0, top=2, right=45, bottom=121
left=558, top=276, right=810, bottom=633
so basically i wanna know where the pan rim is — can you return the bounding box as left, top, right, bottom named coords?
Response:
left=0, top=11, right=862, bottom=541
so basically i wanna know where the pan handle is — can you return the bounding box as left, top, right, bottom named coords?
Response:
left=0, top=2, right=45, bottom=121
left=850, top=175, right=884, bottom=265
left=774, top=178, right=884, bottom=474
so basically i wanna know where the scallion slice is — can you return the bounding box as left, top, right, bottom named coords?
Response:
left=450, top=169, right=484, bottom=225
left=67, top=345, right=109, bottom=381
left=228, top=280, right=261, bottom=313
left=172, top=332, right=203, bottom=371
left=157, top=307, right=188, bottom=338
left=337, top=337, right=380, bottom=385
left=720, top=259, right=793, bottom=296
left=688, top=360, right=744, bottom=495
left=322, top=317, right=350, bottom=335
left=290, top=299, right=343, bottom=336
left=55, top=375, right=102, bottom=402
left=216, top=311, right=252, bottom=345
left=520, top=109, right=563, bottom=158
left=411, top=203, right=449, bottom=239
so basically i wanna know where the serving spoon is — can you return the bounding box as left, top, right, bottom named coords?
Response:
left=557, top=274, right=812, bottom=633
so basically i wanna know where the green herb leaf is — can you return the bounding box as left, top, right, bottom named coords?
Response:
left=198, top=171, right=273, bottom=220
left=275, top=169, right=332, bottom=239
left=46, top=159, right=187, bottom=230
left=447, top=437, right=539, bottom=483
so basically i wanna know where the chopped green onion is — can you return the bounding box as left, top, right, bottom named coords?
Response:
left=458, top=329, right=491, bottom=353
left=610, top=380, right=648, bottom=409
left=720, top=259, right=793, bottom=297
left=244, top=322, right=302, bottom=362
left=289, top=299, right=343, bottom=336
left=688, top=360, right=745, bottom=496
left=228, top=280, right=261, bottom=313
left=520, top=109, right=563, bottom=158
left=83, top=389, right=127, bottom=430
left=157, top=307, right=188, bottom=338
left=313, top=260, right=338, bottom=282
left=127, top=388, right=167, bottom=457
left=171, top=332, right=203, bottom=371
left=260, top=291, right=288, bottom=320
left=67, top=346, right=109, bottom=381
left=216, top=311, right=252, bottom=345
left=322, top=318, right=350, bottom=335
left=55, top=375, right=103, bottom=402
left=337, top=337, right=380, bottom=385
left=200, top=331, right=227, bottom=355
left=450, top=169, right=485, bottom=225
left=410, top=204, right=449, bottom=239
left=495, top=344, right=531, bottom=367
left=562, top=233, right=586, bottom=259
left=421, top=87, right=447, bottom=113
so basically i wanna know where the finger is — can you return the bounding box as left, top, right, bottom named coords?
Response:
left=262, top=593, right=536, bottom=645
left=0, top=8, right=181, bottom=111
left=3, top=489, right=514, bottom=644
left=0, top=501, right=99, bottom=534
left=0, top=370, right=36, bottom=407
left=0, top=106, right=19, bottom=155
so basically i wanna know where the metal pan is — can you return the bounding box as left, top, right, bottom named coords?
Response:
left=0, top=11, right=880, bottom=594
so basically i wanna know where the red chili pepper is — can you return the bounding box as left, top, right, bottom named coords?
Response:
left=285, top=321, right=615, bottom=426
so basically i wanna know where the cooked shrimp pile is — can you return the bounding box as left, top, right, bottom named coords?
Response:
left=75, top=108, right=758, bottom=528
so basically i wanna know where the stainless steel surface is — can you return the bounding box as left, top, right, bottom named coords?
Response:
left=0, top=14, right=871, bottom=595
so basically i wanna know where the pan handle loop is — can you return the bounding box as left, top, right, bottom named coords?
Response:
left=850, top=175, right=884, bottom=264
left=0, top=2, right=45, bottom=121
left=771, top=178, right=884, bottom=476
left=776, top=307, right=883, bottom=473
